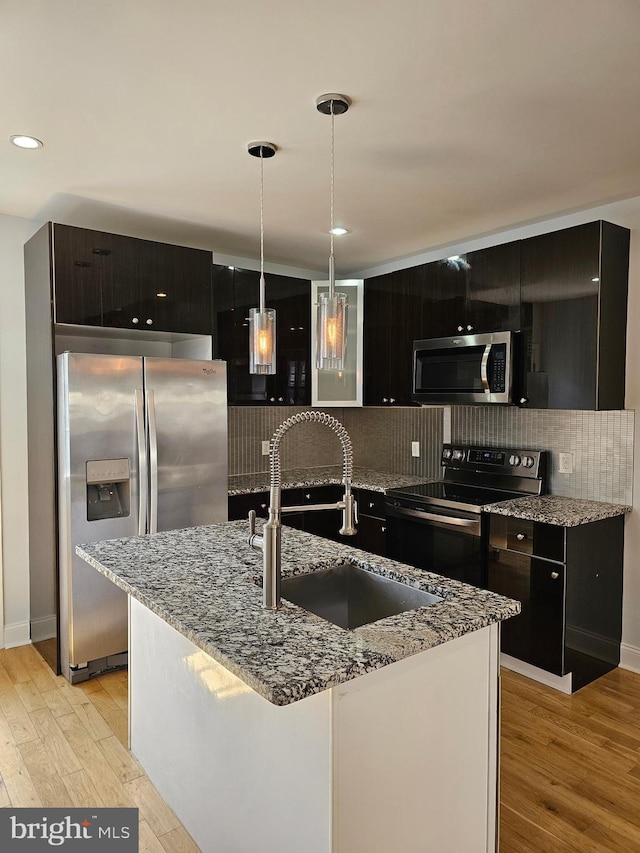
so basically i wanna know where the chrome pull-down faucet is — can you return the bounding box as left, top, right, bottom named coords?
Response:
left=247, top=411, right=357, bottom=609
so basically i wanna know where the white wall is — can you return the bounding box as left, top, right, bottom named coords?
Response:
left=0, top=213, right=42, bottom=646
left=621, top=231, right=640, bottom=664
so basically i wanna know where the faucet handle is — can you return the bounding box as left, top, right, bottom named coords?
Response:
left=248, top=509, right=256, bottom=537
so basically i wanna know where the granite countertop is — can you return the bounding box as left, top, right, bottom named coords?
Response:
left=76, top=522, right=519, bottom=707
left=485, top=494, right=632, bottom=527
left=228, top=466, right=430, bottom=495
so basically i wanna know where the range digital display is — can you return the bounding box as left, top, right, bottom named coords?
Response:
left=468, top=449, right=505, bottom=466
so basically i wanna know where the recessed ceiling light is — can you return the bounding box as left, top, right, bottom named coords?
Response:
left=329, top=227, right=350, bottom=236
left=592, top=277, right=600, bottom=282
left=10, top=134, right=43, bottom=149
left=156, top=292, right=167, bottom=298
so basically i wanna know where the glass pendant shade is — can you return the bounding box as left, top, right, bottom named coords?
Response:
left=249, top=307, right=276, bottom=374
left=316, top=291, right=348, bottom=370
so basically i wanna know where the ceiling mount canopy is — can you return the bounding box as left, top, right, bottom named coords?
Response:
left=315, top=94, right=351, bottom=116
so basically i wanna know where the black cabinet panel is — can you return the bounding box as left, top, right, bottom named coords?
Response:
left=487, top=547, right=564, bottom=675
left=487, top=512, right=623, bottom=689
left=213, top=265, right=311, bottom=405
left=53, top=224, right=213, bottom=334
left=421, top=242, right=521, bottom=338
left=363, top=267, right=424, bottom=406
left=520, top=221, right=629, bottom=410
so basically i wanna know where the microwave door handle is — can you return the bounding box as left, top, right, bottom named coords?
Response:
left=481, top=344, right=492, bottom=393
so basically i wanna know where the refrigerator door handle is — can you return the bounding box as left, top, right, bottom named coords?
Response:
left=135, top=389, right=148, bottom=536
left=147, top=389, right=158, bottom=534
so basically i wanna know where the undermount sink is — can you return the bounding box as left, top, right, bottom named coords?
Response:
left=280, top=563, right=443, bottom=630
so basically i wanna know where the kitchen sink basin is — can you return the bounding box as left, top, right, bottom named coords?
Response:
left=281, top=563, right=443, bottom=630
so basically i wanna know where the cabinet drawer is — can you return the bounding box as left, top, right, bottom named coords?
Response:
left=355, top=489, right=386, bottom=519
left=489, top=514, right=564, bottom=562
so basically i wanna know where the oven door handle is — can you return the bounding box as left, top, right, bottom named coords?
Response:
left=386, top=504, right=481, bottom=535
left=480, top=344, right=491, bottom=393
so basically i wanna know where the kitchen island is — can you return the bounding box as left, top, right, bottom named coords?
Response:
left=77, top=521, right=519, bottom=853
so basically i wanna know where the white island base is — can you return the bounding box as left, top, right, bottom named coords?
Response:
left=129, top=598, right=500, bottom=853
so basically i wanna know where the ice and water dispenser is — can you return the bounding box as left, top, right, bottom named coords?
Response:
left=86, top=459, right=131, bottom=521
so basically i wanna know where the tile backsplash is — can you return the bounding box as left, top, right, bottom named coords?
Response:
left=450, top=406, right=634, bottom=504
left=228, top=406, right=444, bottom=479
left=228, top=405, right=634, bottom=505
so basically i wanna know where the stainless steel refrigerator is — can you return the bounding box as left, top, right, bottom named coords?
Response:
left=57, top=352, right=228, bottom=683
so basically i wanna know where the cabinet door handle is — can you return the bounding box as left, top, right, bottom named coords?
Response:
left=269, top=397, right=275, bottom=402
left=382, top=397, right=388, bottom=403
left=369, top=502, right=375, bottom=508
left=389, top=398, right=396, bottom=403
left=516, top=533, right=527, bottom=541
left=260, top=503, right=267, bottom=509
left=381, top=525, right=386, bottom=532
left=278, top=397, right=284, bottom=402
left=551, top=571, right=559, bottom=580
left=457, top=325, right=464, bottom=332
left=305, top=494, right=311, bottom=500
left=466, top=324, right=473, bottom=331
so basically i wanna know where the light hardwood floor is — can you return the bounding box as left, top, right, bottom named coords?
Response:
left=2, top=644, right=640, bottom=852
left=0, top=644, right=198, bottom=852
left=501, top=665, right=640, bottom=852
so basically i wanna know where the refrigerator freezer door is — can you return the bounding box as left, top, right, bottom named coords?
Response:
left=58, top=352, right=142, bottom=674
left=143, top=358, right=228, bottom=531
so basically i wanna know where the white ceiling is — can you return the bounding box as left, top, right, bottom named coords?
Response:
left=4, top=0, right=640, bottom=275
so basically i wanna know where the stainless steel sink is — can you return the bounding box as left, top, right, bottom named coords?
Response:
left=281, top=563, right=443, bottom=630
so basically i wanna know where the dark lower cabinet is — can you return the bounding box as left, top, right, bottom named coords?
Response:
left=353, top=489, right=387, bottom=557
left=213, top=265, right=311, bottom=405
left=228, top=486, right=345, bottom=541
left=487, top=513, right=624, bottom=691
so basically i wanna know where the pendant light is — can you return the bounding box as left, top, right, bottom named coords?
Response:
left=316, top=93, right=351, bottom=371
left=248, top=141, right=277, bottom=374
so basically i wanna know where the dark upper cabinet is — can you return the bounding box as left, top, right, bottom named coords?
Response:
left=212, top=264, right=311, bottom=405
left=363, top=266, right=425, bottom=406
left=53, top=224, right=213, bottom=335
left=421, top=242, right=521, bottom=338
left=520, top=221, right=629, bottom=410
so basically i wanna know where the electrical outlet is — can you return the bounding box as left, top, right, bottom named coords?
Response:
left=558, top=452, right=574, bottom=474
left=411, top=441, right=420, bottom=458
left=261, top=440, right=270, bottom=456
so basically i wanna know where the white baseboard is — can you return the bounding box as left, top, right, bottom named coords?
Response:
left=619, top=642, right=640, bottom=673
left=3, top=621, right=31, bottom=649
left=30, top=615, right=56, bottom=644
left=500, top=653, right=573, bottom=694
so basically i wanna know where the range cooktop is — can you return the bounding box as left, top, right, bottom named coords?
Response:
left=386, top=444, right=546, bottom=514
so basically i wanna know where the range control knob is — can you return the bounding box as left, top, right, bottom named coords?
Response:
left=442, top=448, right=453, bottom=460
left=521, top=455, right=535, bottom=468
left=452, top=449, right=464, bottom=461
left=508, top=454, right=521, bottom=467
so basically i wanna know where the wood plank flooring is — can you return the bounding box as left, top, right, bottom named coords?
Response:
left=2, top=644, right=640, bottom=852
left=501, top=666, right=640, bottom=852
left=0, top=645, right=198, bottom=852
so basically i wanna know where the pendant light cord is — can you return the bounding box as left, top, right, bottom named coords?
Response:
left=259, top=148, right=266, bottom=312
left=329, top=100, right=336, bottom=297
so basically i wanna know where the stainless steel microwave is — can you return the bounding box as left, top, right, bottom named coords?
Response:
left=412, top=330, right=516, bottom=405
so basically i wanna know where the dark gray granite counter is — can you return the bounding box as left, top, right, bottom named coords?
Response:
left=77, top=522, right=519, bottom=706
left=228, top=466, right=429, bottom=495
left=485, top=494, right=632, bottom=527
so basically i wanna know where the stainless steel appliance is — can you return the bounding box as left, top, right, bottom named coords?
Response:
left=385, top=444, right=545, bottom=587
left=412, top=330, right=517, bottom=405
left=57, top=352, right=228, bottom=683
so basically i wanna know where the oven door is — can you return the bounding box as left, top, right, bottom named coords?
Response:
left=385, top=501, right=485, bottom=587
